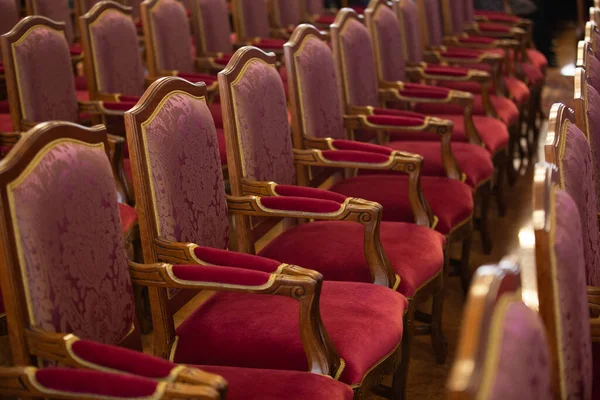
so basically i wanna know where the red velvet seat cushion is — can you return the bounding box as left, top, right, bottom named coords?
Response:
left=413, top=94, right=519, bottom=126
left=74, top=75, right=87, bottom=91
left=424, top=66, right=470, bottom=77
left=520, top=62, right=544, bottom=85
left=118, top=203, right=137, bottom=234
left=384, top=141, right=494, bottom=188
left=0, top=100, right=8, bottom=114
left=70, top=43, right=83, bottom=56
left=209, top=103, right=223, bottom=128
left=174, top=279, right=407, bottom=386
left=0, top=112, right=12, bottom=132
left=437, top=75, right=530, bottom=105
left=199, top=365, right=354, bottom=400
left=527, top=48, right=548, bottom=70
left=477, top=22, right=511, bottom=33
left=328, top=175, right=473, bottom=235
left=103, top=101, right=136, bottom=111
left=458, top=35, right=496, bottom=45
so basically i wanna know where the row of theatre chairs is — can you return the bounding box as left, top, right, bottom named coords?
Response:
left=0, top=0, right=558, bottom=400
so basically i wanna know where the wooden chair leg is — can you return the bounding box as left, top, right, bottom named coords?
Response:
left=478, top=183, right=492, bottom=255
left=392, top=303, right=415, bottom=400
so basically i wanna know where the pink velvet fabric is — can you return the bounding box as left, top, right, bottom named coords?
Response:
left=293, top=35, right=346, bottom=140
left=259, top=220, right=444, bottom=296
left=230, top=59, right=296, bottom=185
left=174, top=279, right=407, bottom=385
left=143, top=92, right=229, bottom=250
left=552, top=189, right=594, bottom=399
left=31, top=0, right=74, bottom=44
left=329, top=174, right=473, bottom=234
left=260, top=196, right=343, bottom=214
left=193, top=246, right=283, bottom=273
left=149, top=0, right=195, bottom=73
left=384, top=140, right=494, bottom=188
left=560, top=123, right=600, bottom=286
left=585, top=84, right=600, bottom=216
left=398, top=0, right=424, bottom=64
left=237, top=0, right=271, bottom=38
left=275, top=0, right=300, bottom=27
left=12, top=25, right=79, bottom=122
left=200, top=365, right=354, bottom=400
left=71, top=339, right=176, bottom=378
left=458, top=35, right=496, bottom=44
left=336, top=18, right=380, bottom=107
left=587, top=55, right=600, bottom=94
left=422, top=0, right=445, bottom=45
left=462, top=0, right=474, bottom=24
left=35, top=368, right=158, bottom=398
left=372, top=3, right=406, bottom=82
left=196, top=0, right=233, bottom=54
left=485, top=301, right=553, bottom=400
left=89, top=8, right=145, bottom=96
left=171, top=264, right=273, bottom=286
left=0, top=0, right=19, bottom=38
left=9, top=141, right=135, bottom=343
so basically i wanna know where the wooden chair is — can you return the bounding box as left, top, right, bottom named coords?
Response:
left=532, top=162, right=594, bottom=399
left=0, top=0, right=19, bottom=100
left=230, top=0, right=288, bottom=48
left=219, top=46, right=449, bottom=398
left=268, top=0, right=302, bottom=35
left=447, top=258, right=553, bottom=399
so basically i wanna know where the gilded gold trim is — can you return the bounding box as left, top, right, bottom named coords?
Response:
left=168, top=336, right=180, bottom=362
left=254, top=196, right=349, bottom=218
left=333, top=357, right=346, bottom=380
left=164, top=264, right=278, bottom=291
left=6, top=139, right=106, bottom=326
left=140, top=91, right=207, bottom=238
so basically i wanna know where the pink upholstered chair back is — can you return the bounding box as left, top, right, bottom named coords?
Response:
left=233, top=0, right=271, bottom=38
left=304, top=0, right=324, bottom=16
left=143, top=0, right=195, bottom=76
left=463, top=0, right=474, bottom=25
left=441, top=0, right=464, bottom=35
left=420, top=0, right=444, bottom=46
left=1, top=17, right=79, bottom=126
left=0, top=122, right=136, bottom=363
left=28, top=0, right=75, bottom=44
left=366, top=0, right=407, bottom=82
left=81, top=2, right=146, bottom=97
left=285, top=27, right=346, bottom=141
left=218, top=47, right=296, bottom=185
left=586, top=53, right=600, bottom=93
left=127, top=0, right=141, bottom=18
left=193, top=0, right=234, bottom=54
left=125, top=78, right=229, bottom=250
left=331, top=10, right=380, bottom=108
left=273, top=0, right=300, bottom=28
left=448, top=261, right=553, bottom=399
left=0, top=0, right=19, bottom=37
left=398, top=0, right=424, bottom=64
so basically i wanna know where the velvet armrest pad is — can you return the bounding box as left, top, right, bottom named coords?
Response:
left=440, top=48, right=484, bottom=59
left=372, top=108, right=426, bottom=119
left=398, top=88, right=450, bottom=99
left=457, top=36, right=496, bottom=45
left=423, top=66, right=470, bottom=77
left=171, top=264, right=273, bottom=286
left=330, top=139, right=393, bottom=155
left=70, top=339, right=178, bottom=379
left=320, top=149, right=391, bottom=164
left=273, top=185, right=348, bottom=203
left=260, top=196, right=344, bottom=213
left=477, top=22, right=512, bottom=33
left=35, top=368, right=159, bottom=398
left=366, top=115, right=426, bottom=126
left=118, top=95, right=141, bottom=103
left=193, top=246, right=283, bottom=273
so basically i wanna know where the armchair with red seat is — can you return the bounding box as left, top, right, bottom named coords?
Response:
left=229, top=0, right=289, bottom=52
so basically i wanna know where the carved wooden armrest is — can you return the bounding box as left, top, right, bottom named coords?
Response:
left=129, top=261, right=343, bottom=377
left=227, top=193, right=403, bottom=287
left=78, top=100, right=132, bottom=116
left=378, top=81, right=474, bottom=109
left=24, top=329, right=226, bottom=392
left=156, top=70, right=219, bottom=92
left=406, top=65, right=491, bottom=84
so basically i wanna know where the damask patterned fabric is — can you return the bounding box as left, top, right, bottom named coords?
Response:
left=561, top=123, right=600, bottom=287
left=463, top=0, right=475, bottom=24
left=143, top=93, right=229, bottom=249
left=422, top=0, right=445, bottom=46
left=197, top=0, right=234, bottom=54
left=585, top=84, right=600, bottom=216
left=275, top=0, right=300, bottom=27
left=448, top=0, right=465, bottom=35
left=0, top=0, right=19, bottom=38
left=32, top=0, right=75, bottom=44
left=337, top=19, right=380, bottom=107
left=9, top=141, right=135, bottom=344
left=552, top=189, right=593, bottom=400
left=398, top=0, right=424, bottom=64
left=90, top=9, right=145, bottom=96
left=485, top=301, right=553, bottom=400
left=12, top=26, right=79, bottom=122
left=237, top=0, right=270, bottom=38
left=373, top=4, right=406, bottom=82
left=150, top=0, right=195, bottom=73
left=305, top=0, right=324, bottom=16
left=588, top=55, right=600, bottom=95
left=294, top=36, right=345, bottom=140
left=231, top=59, right=296, bottom=184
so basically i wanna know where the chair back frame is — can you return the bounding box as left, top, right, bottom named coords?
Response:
left=190, top=0, right=233, bottom=57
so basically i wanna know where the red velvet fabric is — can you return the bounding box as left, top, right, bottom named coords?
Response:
left=210, top=103, right=223, bottom=128
left=424, top=66, right=470, bottom=77
left=199, top=365, right=354, bottom=400
left=74, top=75, right=87, bottom=91
left=399, top=88, right=450, bottom=99
left=216, top=128, right=227, bottom=165
left=458, top=35, right=496, bottom=44
left=389, top=114, right=509, bottom=154
left=177, top=72, right=218, bottom=83
left=329, top=175, right=473, bottom=234
left=0, top=112, right=11, bottom=133
left=171, top=264, right=273, bottom=286
left=373, top=108, right=426, bottom=119
left=520, top=62, right=544, bottom=85
left=367, top=115, right=426, bottom=126
left=255, top=38, right=286, bottom=49
left=70, top=43, right=83, bottom=56
left=258, top=220, right=444, bottom=297
left=527, top=49, right=548, bottom=70
left=71, top=340, right=176, bottom=378
left=474, top=10, right=520, bottom=23
left=193, top=246, right=283, bottom=273
left=260, top=196, right=343, bottom=214
left=477, top=22, right=511, bottom=33
left=331, top=139, right=393, bottom=156
left=273, top=185, right=348, bottom=203
left=315, top=15, right=335, bottom=24
left=175, top=279, right=407, bottom=385
left=413, top=93, right=519, bottom=125
left=440, top=48, right=483, bottom=59
left=384, top=140, right=494, bottom=188
left=35, top=368, right=157, bottom=397
left=118, top=203, right=137, bottom=234
left=0, top=100, right=8, bottom=114
left=103, top=101, right=136, bottom=111
left=321, top=149, right=391, bottom=164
